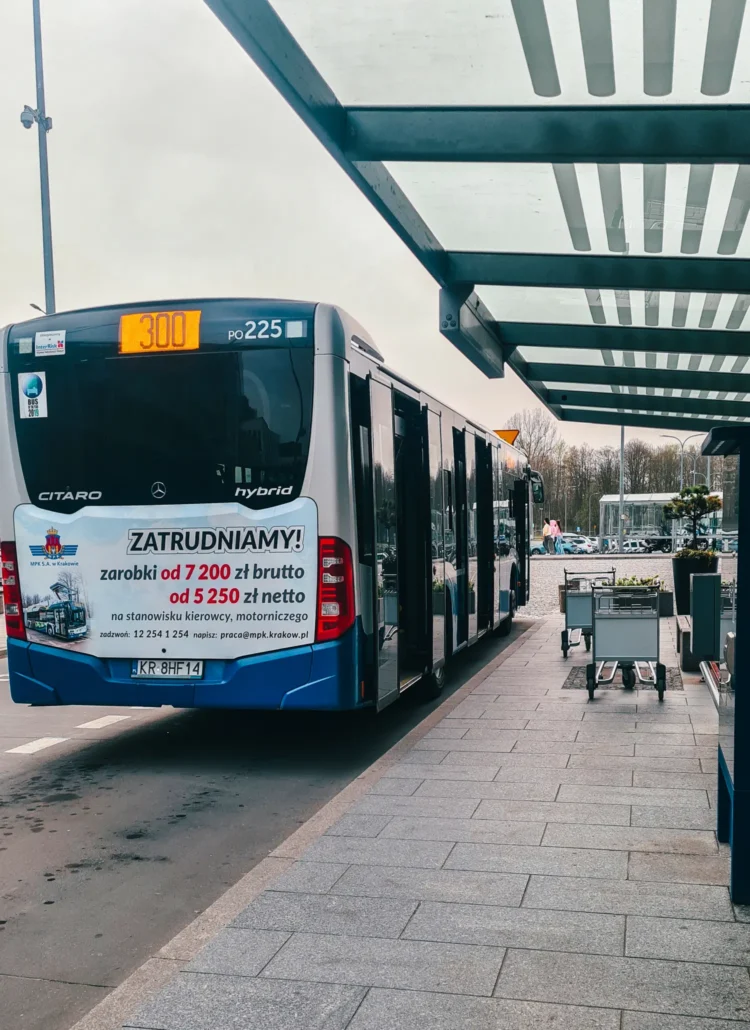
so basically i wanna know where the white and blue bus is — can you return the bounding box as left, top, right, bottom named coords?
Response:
left=0, top=300, right=541, bottom=711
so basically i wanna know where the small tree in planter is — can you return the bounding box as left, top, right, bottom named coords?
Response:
left=663, top=485, right=722, bottom=615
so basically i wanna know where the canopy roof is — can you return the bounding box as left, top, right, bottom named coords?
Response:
left=204, top=0, right=750, bottom=432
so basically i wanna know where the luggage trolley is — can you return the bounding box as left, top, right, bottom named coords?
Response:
left=561, top=568, right=616, bottom=659
left=586, top=585, right=666, bottom=701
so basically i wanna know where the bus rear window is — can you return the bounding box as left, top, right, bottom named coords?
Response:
left=12, top=348, right=314, bottom=510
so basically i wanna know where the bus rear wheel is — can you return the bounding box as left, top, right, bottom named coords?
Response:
left=495, top=582, right=516, bottom=637
left=421, top=663, right=446, bottom=700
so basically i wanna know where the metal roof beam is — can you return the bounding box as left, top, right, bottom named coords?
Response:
left=549, top=389, right=750, bottom=418
left=499, top=322, right=750, bottom=357
left=345, top=105, right=750, bottom=163
left=439, top=287, right=505, bottom=378
left=528, top=362, right=750, bottom=392
left=560, top=409, right=736, bottom=432
left=449, top=252, right=750, bottom=292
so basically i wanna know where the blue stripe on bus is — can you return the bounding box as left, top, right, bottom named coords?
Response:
left=7, top=622, right=364, bottom=711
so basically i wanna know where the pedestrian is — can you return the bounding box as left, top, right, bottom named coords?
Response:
left=542, top=517, right=553, bottom=554
left=550, top=519, right=563, bottom=555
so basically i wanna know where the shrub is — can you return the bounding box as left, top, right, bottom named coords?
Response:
left=663, top=485, right=722, bottom=549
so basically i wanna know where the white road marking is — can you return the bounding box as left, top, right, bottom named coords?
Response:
left=6, top=737, right=68, bottom=755
left=76, top=715, right=132, bottom=730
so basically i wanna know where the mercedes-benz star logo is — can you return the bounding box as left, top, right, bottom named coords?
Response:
left=151, top=482, right=166, bottom=500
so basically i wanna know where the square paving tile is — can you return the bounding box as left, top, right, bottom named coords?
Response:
left=267, top=863, right=349, bottom=895
left=414, top=780, right=560, bottom=802
left=125, top=974, right=366, bottom=1030
left=300, top=836, right=453, bottom=869
left=446, top=843, right=629, bottom=879
left=622, top=1014, right=750, bottom=1030
left=542, top=823, right=718, bottom=855
left=627, top=915, right=750, bottom=965
left=353, top=795, right=480, bottom=820
left=330, top=865, right=528, bottom=906
left=522, top=875, right=733, bottom=920
left=474, top=799, right=630, bottom=826
left=627, top=851, right=729, bottom=886
left=347, top=987, right=621, bottom=1030
left=379, top=816, right=545, bottom=846
left=383, top=763, right=500, bottom=781
left=184, top=928, right=290, bottom=976
left=557, top=785, right=709, bottom=807
left=494, top=949, right=750, bottom=1020
left=260, top=932, right=505, bottom=996
left=403, top=900, right=624, bottom=955
left=325, top=814, right=393, bottom=837
left=630, top=805, right=716, bottom=830
left=233, top=891, right=418, bottom=938
left=367, top=778, right=423, bottom=796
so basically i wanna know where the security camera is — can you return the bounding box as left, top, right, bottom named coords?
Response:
left=20, top=106, right=35, bottom=129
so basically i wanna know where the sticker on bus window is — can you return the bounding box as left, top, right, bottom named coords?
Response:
left=35, top=330, right=66, bottom=356
left=18, top=371, right=48, bottom=419
left=18, top=337, right=33, bottom=354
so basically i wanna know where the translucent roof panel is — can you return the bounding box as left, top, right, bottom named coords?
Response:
left=516, top=349, right=750, bottom=373
left=388, top=163, right=750, bottom=256
left=270, top=0, right=750, bottom=106
left=206, top=0, right=750, bottom=432
left=561, top=405, right=750, bottom=422
left=481, top=287, right=750, bottom=329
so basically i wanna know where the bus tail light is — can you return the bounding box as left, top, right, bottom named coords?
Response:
left=1, top=542, right=26, bottom=641
left=316, top=537, right=354, bottom=643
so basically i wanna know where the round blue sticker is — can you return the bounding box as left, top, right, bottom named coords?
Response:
left=22, top=374, right=44, bottom=398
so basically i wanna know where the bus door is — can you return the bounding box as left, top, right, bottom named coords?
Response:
left=491, top=446, right=503, bottom=627
left=453, top=428, right=469, bottom=647
left=466, top=433, right=478, bottom=644
left=475, top=438, right=493, bottom=634
left=369, top=379, right=400, bottom=709
left=513, top=477, right=532, bottom=605
left=427, top=410, right=446, bottom=668
left=393, top=397, right=430, bottom=690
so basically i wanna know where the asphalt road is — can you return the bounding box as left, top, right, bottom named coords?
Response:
left=0, top=620, right=530, bottom=1030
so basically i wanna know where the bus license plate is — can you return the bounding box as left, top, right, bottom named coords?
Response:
left=131, top=659, right=204, bottom=679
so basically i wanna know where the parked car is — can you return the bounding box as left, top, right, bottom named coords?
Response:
left=566, top=535, right=596, bottom=554
left=621, top=539, right=647, bottom=553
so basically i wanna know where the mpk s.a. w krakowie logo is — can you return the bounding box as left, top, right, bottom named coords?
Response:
left=28, top=527, right=79, bottom=560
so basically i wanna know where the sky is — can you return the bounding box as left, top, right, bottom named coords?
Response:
left=0, top=0, right=704, bottom=449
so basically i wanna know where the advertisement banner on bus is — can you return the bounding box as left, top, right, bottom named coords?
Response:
left=13, top=500, right=318, bottom=658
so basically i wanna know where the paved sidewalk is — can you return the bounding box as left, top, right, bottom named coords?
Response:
left=126, top=617, right=743, bottom=1030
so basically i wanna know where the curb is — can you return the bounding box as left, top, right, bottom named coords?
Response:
left=69, top=620, right=541, bottom=1030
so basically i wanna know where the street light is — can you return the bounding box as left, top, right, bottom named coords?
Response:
left=660, top=433, right=706, bottom=491
left=19, top=0, right=55, bottom=315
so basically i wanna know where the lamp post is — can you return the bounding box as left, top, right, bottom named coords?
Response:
left=619, top=424, right=625, bottom=551
left=20, top=0, right=55, bottom=315
left=660, top=432, right=706, bottom=492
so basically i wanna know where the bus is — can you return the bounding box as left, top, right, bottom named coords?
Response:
left=25, top=600, right=87, bottom=641
left=0, top=299, right=542, bottom=711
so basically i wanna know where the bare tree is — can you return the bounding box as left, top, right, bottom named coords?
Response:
left=624, top=439, right=651, bottom=493
left=504, top=409, right=560, bottom=469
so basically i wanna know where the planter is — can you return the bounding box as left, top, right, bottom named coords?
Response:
left=559, top=581, right=582, bottom=613
left=658, top=590, right=674, bottom=618
left=672, top=556, right=719, bottom=615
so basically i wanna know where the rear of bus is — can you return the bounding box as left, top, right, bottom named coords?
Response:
left=0, top=300, right=363, bottom=709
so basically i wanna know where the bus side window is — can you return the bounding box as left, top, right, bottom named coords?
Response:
left=350, top=375, right=374, bottom=565
left=444, top=469, right=453, bottom=530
